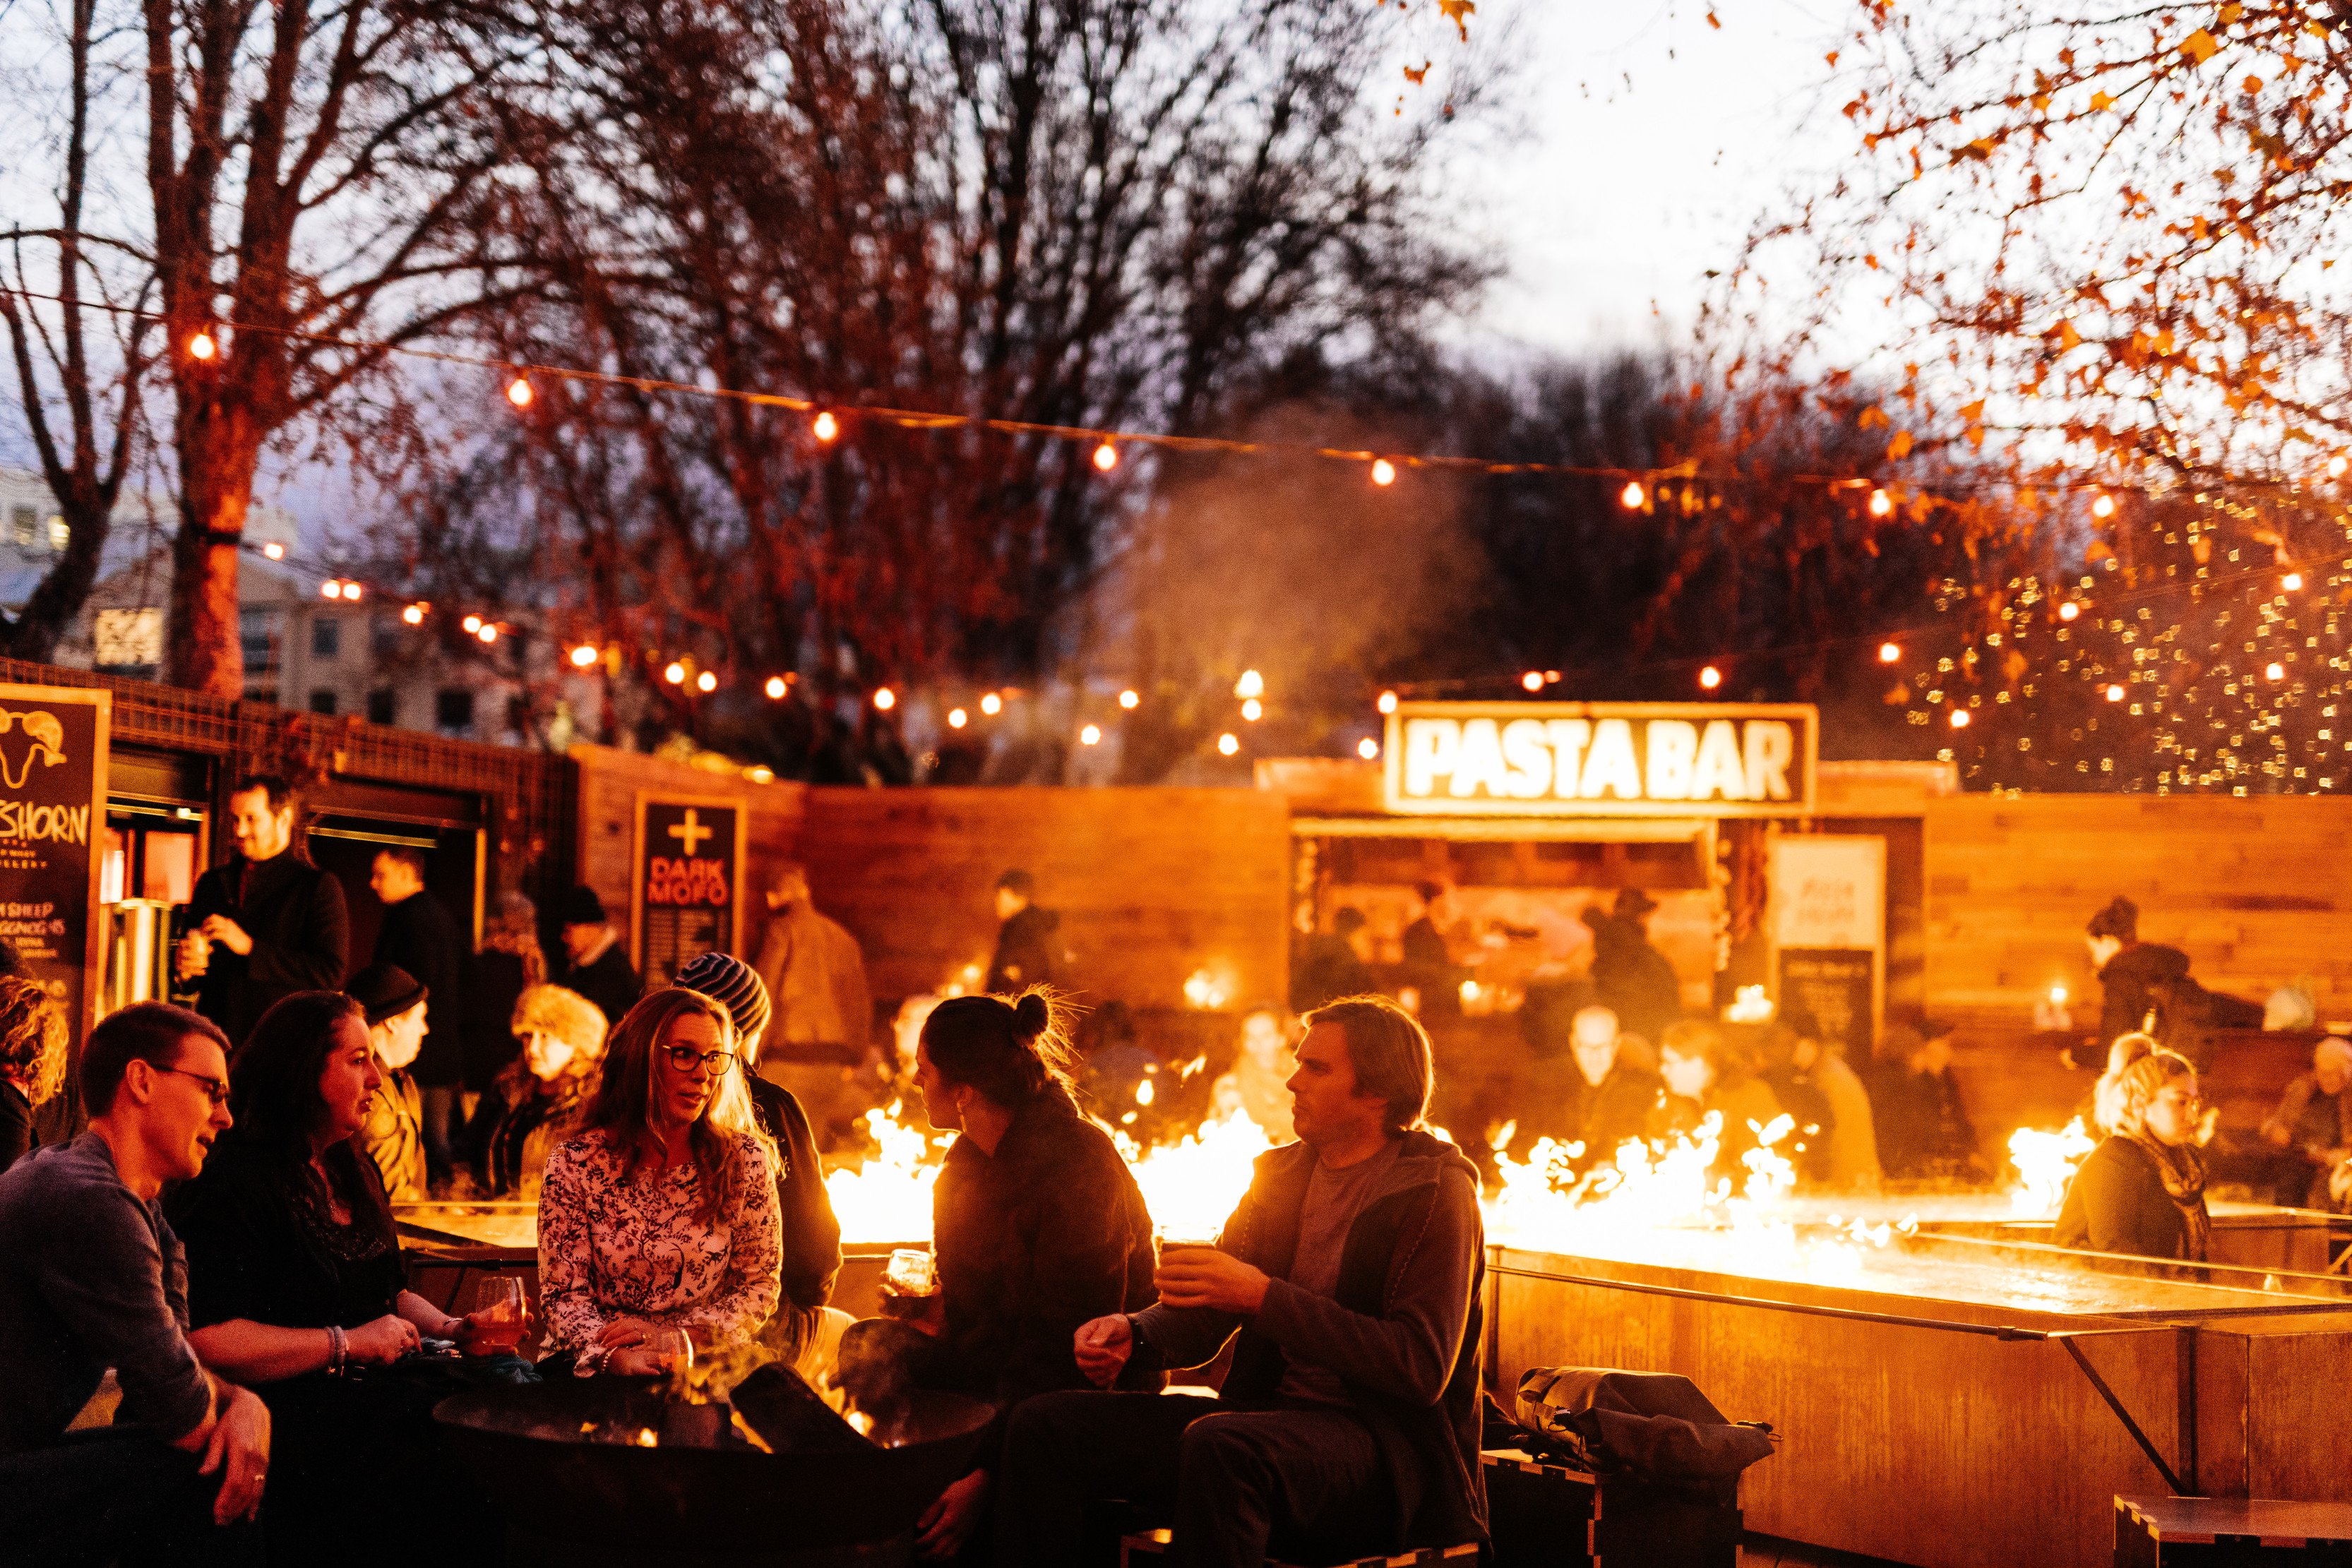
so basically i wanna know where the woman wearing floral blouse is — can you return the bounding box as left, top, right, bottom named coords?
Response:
left=538, top=987, right=782, bottom=1376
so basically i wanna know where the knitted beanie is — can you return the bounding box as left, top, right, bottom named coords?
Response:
left=674, top=951, right=772, bottom=1047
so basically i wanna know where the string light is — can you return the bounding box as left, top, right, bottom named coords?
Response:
left=664, top=661, right=686, bottom=684
left=569, top=645, right=599, bottom=667
left=1377, top=690, right=1398, bottom=714
left=1357, top=738, right=1379, bottom=760
left=1698, top=665, right=1723, bottom=690
left=462, top=614, right=483, bottom=633
left=1118, top=689, right=1139, bottom=709
left=2105, top=683, right=2125, bottom=701
left=506, top=377, right=533, bottom=409
left=812, top=409, right=839, bottom=443
left=402, top=604, right=426, bottom=626
left=980, top=693, right=1002, bottom=716
left=263, top=542, right=285, bottom=559
left=2091, top=493, right=2118, bottom=520
left=342, top=582, right=362, bottom=602
left=1868, top=487, right=1894, bottom=518
left=2331, top=455, right=2348, bottom=479
left=319, top=581, right=339, bottom=599
left=1370, top=458, right=1397, bottom=487
left=2058, top=602, right=2081, bottom=621
left=948, top=707, right=968, bottom=729
left=765, top=676, right=788, bottom=699
left=1949, top=709, right=1971, bottom=728
left=477, top=623, right=498, bottom=644
left=1241, top=698, right=1264, bottom=722
left=2283, top=571, right=2304, bottom=591
left=1520, top=671, right=1544, bottom=693
left=1620, top=481, right=1646, bottom=510
left=873, top=687, right=897, bottom=711
left=186, top=330, right=216, bottom=361
left=693, top=670, right=715, bottom=693
left=2267, top=662, right=2286, bottom=681
left=1235, top=670, right=1264, bottom=700
left=1080, top=724, right=1102, bottom=745
left=1217, top=732, right=1240, bottom=756
left=1878, top=641, right=1902, bottom=663
left=1092, top=441, right=1118, bottom=472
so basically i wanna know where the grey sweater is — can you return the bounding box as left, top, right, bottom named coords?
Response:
left=0, top=1132, right=213, bottom=1454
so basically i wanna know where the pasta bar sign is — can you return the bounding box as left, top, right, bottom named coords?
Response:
left=1383, top=702, right=1817, bottom=818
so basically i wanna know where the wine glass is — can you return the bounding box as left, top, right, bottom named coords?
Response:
left=465, top=1274, right=526, bottom=1354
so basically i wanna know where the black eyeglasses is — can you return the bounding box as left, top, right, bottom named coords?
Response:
left=157, top=1066, right=232, bottom=1108
left=665, top=1046, right=736, bottom=1076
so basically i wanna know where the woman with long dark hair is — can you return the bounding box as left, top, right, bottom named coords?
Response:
left=864, top=989, right=1157, bottom=1561
left=169, top=991, right=516, bottom=1557
left=537, top=988, right=781, bottom=1376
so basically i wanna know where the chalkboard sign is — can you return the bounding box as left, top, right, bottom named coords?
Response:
left=0, top=686, right=110, bottom=1126
left=631, top=794, right=745, bottom=986
left=1777, top=948, right=1877, bottom=1057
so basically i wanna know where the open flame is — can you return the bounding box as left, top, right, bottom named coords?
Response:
left=2006, top=1117, right=2096, bottom=1217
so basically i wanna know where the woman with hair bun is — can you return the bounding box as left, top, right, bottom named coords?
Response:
left=866, top=988, right=1157, bottom=1562
left=2056, top=1047, right=2211, bottom=1261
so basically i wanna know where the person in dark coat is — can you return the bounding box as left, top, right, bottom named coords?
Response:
left=985, top=869, right=1061, bottom=994
left=1868, top=1022, right=1987, bottom=1182
left=466, top=984, right=604, bottom=1199
left=1583, top=888, right=1682, bottom=1044
left=843, top=990, right=1156, bottom=1562
left=461, top=891, right=545, bottom=1101
left=0, top=976, right=66, bottom=1173
left=2056, top=1048, right=2211, bottom=1261
left=1513, top=1005, right=1662, bottom=1171
left=174, top=776, right=349, bottom=1047
left=997, top=995, right=1488, bottom=1568
left=367, top=849, right=463, bottom=1186
left=1399, top=881, right=1464, bottom=1024
left=552, top=885, right=640, bottom=1028
left=2257, top=1037, right=2352, bottom=1208
left=2084, top=896, right=2261, bottom=1069
left=673, top=951, right=845, bottom=1374
left=1291, top=907, right=1375, bottom=1014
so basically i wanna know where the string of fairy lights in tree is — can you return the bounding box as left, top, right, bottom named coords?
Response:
left=23, top=287, right=2352, bottom=788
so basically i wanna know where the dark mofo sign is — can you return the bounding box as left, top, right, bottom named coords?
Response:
left=1383, top=702, right=1817, bottom=818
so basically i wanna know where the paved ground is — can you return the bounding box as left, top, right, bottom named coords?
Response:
left=1743, top=1535, right=1916, bottom=1568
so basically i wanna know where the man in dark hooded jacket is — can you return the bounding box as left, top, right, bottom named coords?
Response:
left=985, top=870, right=1061, bottom=995
left=2084, top=897, right=2260, bottom=1068
left=996, top=996, right=1486, bottom=1567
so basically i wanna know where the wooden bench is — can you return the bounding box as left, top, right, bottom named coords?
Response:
left=2115, top=1493, right=2352, bottom=1565
left=1118, top=1528, right=1479, bottom=1567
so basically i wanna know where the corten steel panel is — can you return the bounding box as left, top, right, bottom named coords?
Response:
left=1489, top=1250, right=2193, bottom=1568
left=798, top=785, right=1293, bottom=1010
left=2242, top=1319, right=2352, bottom=1504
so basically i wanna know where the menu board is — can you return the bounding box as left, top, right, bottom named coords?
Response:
left=631, top=794, right=744, bottom=986
left=0, top=686, right=109, bottom=1125
left=1767, top=834, right=1885, bottom=1055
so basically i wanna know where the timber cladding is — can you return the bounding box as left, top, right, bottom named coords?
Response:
left=1923, top=793, right=2352, bottom=1023
left=568, top=745, right=807, bottom=945
left=796, top=785, right=1292, bottom=1010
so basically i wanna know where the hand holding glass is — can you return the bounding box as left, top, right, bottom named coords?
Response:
left=461, top=1275, right=527, bottom=1356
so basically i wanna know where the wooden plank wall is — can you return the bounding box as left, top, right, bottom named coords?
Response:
left=794, top=786, right=1293, bottom=1012
left=1923, top=794, right=2352, bottom=1027
left=568, top=745, right=808, bottom=952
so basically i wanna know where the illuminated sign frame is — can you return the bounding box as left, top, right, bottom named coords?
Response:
left=1380, top=700, right=1818, bottom=818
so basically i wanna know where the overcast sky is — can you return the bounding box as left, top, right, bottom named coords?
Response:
left=1450, top=0, right=1846, bottom=357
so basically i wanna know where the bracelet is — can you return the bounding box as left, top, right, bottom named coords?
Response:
left=326, top=1323, right=347, bottom=1375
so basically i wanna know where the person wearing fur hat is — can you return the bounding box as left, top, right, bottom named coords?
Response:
left=674, top=951, right=844, bottom=1373
left=551, top=886, right=640, bottom=1032
left=466, top=985, right=606, bottom=1199
left=347, top=963, right=430, bottom=1202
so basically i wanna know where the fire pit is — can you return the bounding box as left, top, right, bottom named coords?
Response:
left=434, top=1378, right=993, bottom=1567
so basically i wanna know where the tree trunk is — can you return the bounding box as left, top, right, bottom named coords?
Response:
left=164, top=436, right=252, bottom=698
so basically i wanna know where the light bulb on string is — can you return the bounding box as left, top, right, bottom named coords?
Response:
left=664, top=661, right=686, bottom=685
left=812, top=410, right=839, bottom=443
left=1092, top=441, right=1118, bottom=473
left=402, top=603, right=427, bottom=626
left=696, top=670, right=717, bottom=693
left=2105, top=683, right=2125, bottom=701
left=1377, top=690, right=1398, bottom=715
left=1357, top=738, right=1379, bottom=760
left=1118, top=690, right=1139, bottom=710
left=463, top=614, right=484, bottom=633
left=341, top=582, right=362, bottom=602
left=477, top=623, right=498, bottom=645
left=1698, top=665, right=1723, bottom=690
left=1868, top=487, right=1893, bottom=518
left=765, top=676, right=788, bottom=700
left=1878, top=642, right=1902, bottom=664
left=2058, top=602, right=2081, bottom=622
left=2330, top=455, right=2348, bottom=479
left=506, top=377, right=533, bottom=409
left=1217, top=732, right=1240, bottom=757
left=1080, top=724, right=1102, bottom=746
left=263, top=543, right=285, bottom=560
left=1620, top=481, right=1646, bottom=510
left=1235, top=669, right=1264, bottom=700
left=1521, top=671, right=1544, bottom=693
left=980, top=693, right=1003, bottom=716
left=1370, top=458, right=1397, bottom=487
left=569, top=645, right=599, bottom=668
left=319, top=581, right=340, bottom=600
left=2091, top=493, right=2117, bottom=520
left=1949, top=709, right=1971, bottom=729
left=1241, top=698, right=1264, bottom=722
left=2284, top=571, right=2304, bottom=592
left=187, top=330, right=217, bottom=361
left=948, top=707, right=968, bottom=729
left=873, top=687, right=897, bottom=711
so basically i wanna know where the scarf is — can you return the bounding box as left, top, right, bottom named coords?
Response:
left=2124, top=1130, right=2211, bottom=1262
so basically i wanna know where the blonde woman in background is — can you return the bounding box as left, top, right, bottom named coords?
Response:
left=467, top=983, right=608, bottom=1199
left=0, top=976, right=65, bottom=1173
left=2057, top=1048, right=2211, bottom=1261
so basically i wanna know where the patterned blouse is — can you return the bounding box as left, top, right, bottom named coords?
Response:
left=538, top=1126, right=782, bottom=1375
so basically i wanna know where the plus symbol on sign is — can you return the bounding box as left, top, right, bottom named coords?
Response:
left=667, top=808, right=715, bottom=856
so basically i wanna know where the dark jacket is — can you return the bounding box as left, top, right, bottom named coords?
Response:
left=1130, top=1130, right=1489, bottom=1551
left=373, top=890, right=465, bottom=1088
left=924, top=1084, right=1155, bottom=1413
left=2054, top=1135, right=2205, bottom=1261
left=0, top=1080, right=32, bottom=1175
left=1512, top=1058, right=1661, bottom=1170
left=1400, top=917, right=1461, bottom=1022
left=1868, top=1063, right=1980, bottom=1180
left=185, top=851, right=350, bottom=1046
left=467, top=1065, right=593, bottom=1199
left=460, top=949, right=531, bottom=1093
left=167, top=1132, right=405, bottom=1338
left=1292, top=933, right=1375, bottom=1014
left=744, top=1075, right=844, bottom=1318
left=986, top=905, right=1061, bottom=995
left=557, top=940, right=641, bottom=1032
left=1585, top=911, right=1683, bottom=1042
left=1760, top=1066, right=1837, bottom=1185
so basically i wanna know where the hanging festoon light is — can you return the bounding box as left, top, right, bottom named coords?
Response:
left=506, top=377, right=534, bottom=409
left=1520, top=671, right=1544, bottom=693
left=477, top=623, right=498, bottom=645
left=2104, top=683, right=2124, bottom=701
left=1080, top=724, right=1103, bottom=746
left=1949, top=709, right=1971, bottom=729
left=813, top=409, right=840, bottom=443
left=186, top=330, right=217, bottom=361
left=1234, top=669, right=1265, bottom=700
left=2267, top=662, right=2286, bottom=681
left=263, top=542, right=285, bottom=560
left=2330, top=454, right=2348, bottom=479
left=765, top=676, right=788, bottom=700
left=1370, top=459, right=1397, bottom=487
left=1092, top=441, right=1118, bottom=472
left=1357, top=738, right=1379, bottom=760
left=1118, top=689, right=1139, bottom=710
left=696, top=670, right=717, bottom=693
left=1698, top=664, right=1723, bottom=690
left=980, top=692, right=1003, bottom=716
left=1377, top=690, right=1399, bottom=715
left=319, top=581, right=340, bottom=600
left=569, top=645, right=599, bottom=668
left=1217, top=732, right=1240, bottom=756
left=664, top=660, right=687, bottom=685
left=1241, top=698, right=1264, bottom=722
left=2090, top=493, right=2118, bottom=520
left=1620, top=480, right=1646, bottom=510
left=402, top=603, right=428, bottom=626
left=2284, top=571, right=2304, bottom=592
left=1868, top=487, right=1894, bottom=518
left=873, top=687, right=897, bottom=711
left=341, top=582, right=362, bottom=602
left=1878, top=641, right=1902, bottom=664
left=948, top=707, right=969, bottom=729
left=463, top=614, right=484, bottom=633
left=2058, top=602, right=2081, bottom=622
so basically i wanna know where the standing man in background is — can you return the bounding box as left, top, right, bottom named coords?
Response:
left=368, top=849, right=463, bottom=1188
left=175, top=776, right=348, bottom=1047
left=986, top=869, right=1061, bottom=995
left=753, top=864, right=870, bottom=1146
left=552, top=885, right=640, bottom=1031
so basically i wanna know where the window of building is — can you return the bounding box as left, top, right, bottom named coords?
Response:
left=435, top=688, right=474, bottom=735
left=47, top=516, right=68, bottom=552
left=308, top=690, right=337, bottom=715
left=311, top=617, right=340, bottom=659
left=239, top=606, right=282, bottom=674
left=366, top=688, right=396, bottom=725
left=93, top=608, right=164, bottom=670
left=371, top=614, right=402, bottom=656
left=9, top=505, right=35, bottom=548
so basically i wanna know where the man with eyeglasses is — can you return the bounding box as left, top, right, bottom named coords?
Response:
left=0, top=1002, right=271, bottom=1564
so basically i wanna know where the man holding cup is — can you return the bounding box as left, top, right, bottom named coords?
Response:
left=995, top=996, right=1487, bottom=1567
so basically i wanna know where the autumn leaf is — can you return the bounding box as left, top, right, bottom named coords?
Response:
left=2218, top=1, right=2243, bottom=23
left=1858, top=405, right=1890, bottom=431
left=1435, top=0, right=1474, bottom=42
left=1705, top=8, right=1720, bottom=27
left=2090, top=90, right=2114, bottom=111
left=2178, top=29, right=2220, bottom=65
left=1956, top=138, right=1997, bottom=162
left=1887, top=430, right=1915, bottom=459
left=1403, top=61, right=1429, bottom=85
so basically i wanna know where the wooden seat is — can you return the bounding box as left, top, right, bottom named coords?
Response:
left=1118, top=1528, right=1480, bottom=1567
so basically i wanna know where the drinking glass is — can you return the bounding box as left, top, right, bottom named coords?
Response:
left=880, top=1247, right=938, bottom=1319
left=465, top=1274, right=527, bottom=1354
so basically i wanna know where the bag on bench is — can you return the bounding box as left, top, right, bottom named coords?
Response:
left=1505, top=1367, right=1777, bottom=1500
